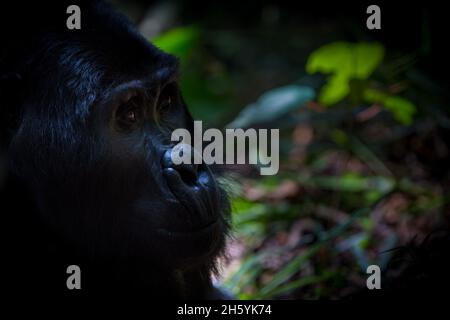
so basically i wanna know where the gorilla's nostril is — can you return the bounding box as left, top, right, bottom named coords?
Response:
left=175, top=163, right=198, bottom=185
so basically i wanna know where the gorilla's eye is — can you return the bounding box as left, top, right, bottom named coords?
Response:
left=115, top=96, right=143, bottom=130
left=125, top=109, right=137, bottom=122
left=158, top=83, right=178, bottom=115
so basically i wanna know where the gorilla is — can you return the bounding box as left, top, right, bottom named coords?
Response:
left=0, top=0, right=231, bottom=299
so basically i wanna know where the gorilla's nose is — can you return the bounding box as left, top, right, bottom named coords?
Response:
left=162, top=145, right=199, bottom=185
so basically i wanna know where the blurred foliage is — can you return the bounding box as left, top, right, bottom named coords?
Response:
left=306, top=42, right=384, bottom=105
left=306, top=42, right=416, bottom=124
left=143, top=10, right=449, bottom=300
left=152, top=25, right=199, bottom=64
left=151, top=26, right=233, bottom=125
left=219, top=39, right=448, bottom=299
left=364, top=88, right=416, bottom=125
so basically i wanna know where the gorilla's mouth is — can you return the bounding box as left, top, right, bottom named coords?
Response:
left=172, top=164, right=198, bottom=186
left=162, top=165, right=220, bottom=225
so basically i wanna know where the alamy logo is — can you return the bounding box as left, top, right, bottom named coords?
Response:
left=66, top=265, right=81, bottom=290
left=366, top=264, right=381, bottom=289
left=170, top=121, right=280, bottom=175
left=366, top=5, right=381, bottom=30
left=66, top=5, right=81, bottom=30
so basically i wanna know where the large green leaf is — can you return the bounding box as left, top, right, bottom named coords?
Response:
left=306, top=42, right=384, bottom=106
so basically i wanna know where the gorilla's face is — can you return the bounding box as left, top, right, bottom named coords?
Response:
left=8, top=7, right=229, bottom=268
left=86, top=75, right=228, bottom=267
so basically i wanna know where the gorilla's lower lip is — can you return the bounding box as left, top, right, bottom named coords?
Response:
left=156, top=220, right=219, bottom=238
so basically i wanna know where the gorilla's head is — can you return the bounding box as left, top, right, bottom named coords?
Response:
left=1, top=0, right=230, bottom=274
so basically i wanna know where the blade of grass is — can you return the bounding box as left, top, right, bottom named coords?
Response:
left=254, top=244, right=322, bottom=298
left=350, top=136, right=393, bottom=177
left=223, top=252, right=269, bottom=294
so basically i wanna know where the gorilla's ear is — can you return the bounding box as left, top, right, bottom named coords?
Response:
left=0, top=72, right=23, bottom=146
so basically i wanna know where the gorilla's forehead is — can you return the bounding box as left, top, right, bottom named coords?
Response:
left=31, top=35, right=179, bottom=94
left=19, top=7, right=179, bottom=119
left=31, top=5, right=178, bottom=81
left=4, top=0, right=179, bottom=98
left=32, top=44, right=179, bottom=120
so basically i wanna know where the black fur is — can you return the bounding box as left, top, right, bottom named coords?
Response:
left=1, top=0, right=230, bottom=298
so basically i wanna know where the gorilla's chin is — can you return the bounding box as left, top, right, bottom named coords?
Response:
left=155, top=219, right=225, bottom=267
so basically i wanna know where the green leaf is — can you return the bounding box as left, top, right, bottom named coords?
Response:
left=306, top=42, right=384, bottom=106
left=364, top=88, right=416, bottom=125
left=151, top=26, right=199, bottom=64
left=319, top=73, right=350, bottom=106
left=353, top=43, right=385, bottom=78
left=227, top=85, right=315, bottom=128
left=383, top=95, right=416, bottom=125
left=306, top=42, right=384, bottom=79
left=307, top=42, right=353, bottom=76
